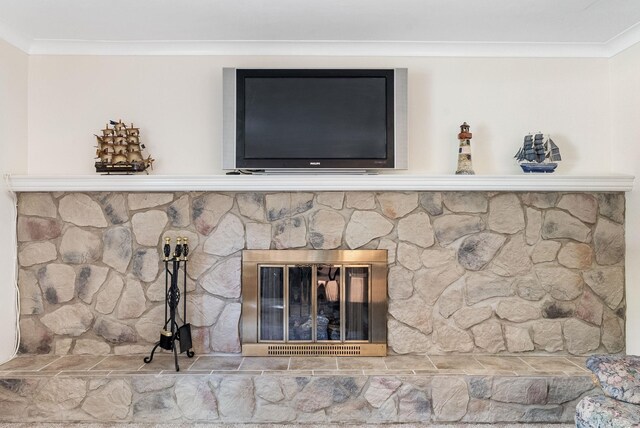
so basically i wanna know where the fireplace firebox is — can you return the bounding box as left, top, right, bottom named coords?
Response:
left=241, top=250, right=387, bottom=356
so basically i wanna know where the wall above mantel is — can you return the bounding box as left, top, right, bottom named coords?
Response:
left=7, top=174, right=635, bottom=193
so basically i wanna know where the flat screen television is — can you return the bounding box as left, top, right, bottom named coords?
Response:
left=223, top=68, right=407, bottom=172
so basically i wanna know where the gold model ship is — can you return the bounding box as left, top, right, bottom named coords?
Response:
left=95, top=120, right=154, bottom=174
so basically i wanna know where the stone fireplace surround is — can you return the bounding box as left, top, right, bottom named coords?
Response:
left=3, top=175, right=631, bottom=424
left=16, top=188, right=626, bottom=356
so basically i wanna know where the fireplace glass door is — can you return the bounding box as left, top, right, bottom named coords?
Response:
left=257, top=264, right=370, bottom=344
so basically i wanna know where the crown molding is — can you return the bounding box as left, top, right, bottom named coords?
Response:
left=606, top=21, right=640, bottom=57
left=0, top=20, right=31, bottom=53
left=26, top=39, right=616, bottom=57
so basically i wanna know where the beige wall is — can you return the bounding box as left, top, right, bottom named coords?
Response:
left=611, top=42, right=640, bottom=354
left=0, top=39, right=28, bottom=362
left=27, top=55, right=611, bottom=175
left=8, top=46, right=639, bottom=356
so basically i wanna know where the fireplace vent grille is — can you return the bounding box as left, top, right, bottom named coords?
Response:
left=267, top=344, right=361, bottom=356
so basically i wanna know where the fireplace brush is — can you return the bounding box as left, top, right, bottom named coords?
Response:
left=143, top=236, right=195, bottom=371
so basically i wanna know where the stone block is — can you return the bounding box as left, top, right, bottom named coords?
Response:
left=541, top=210, right=591, bottom=242
left=465, top=272, right=514, bottom=305
left=557, top=194, right=598, bottom=224
left=432, top=376, right=469, bottom=421
left=489, top=194, right=525, bottom=234
left=186, top=293, right=225, bottom=327
left=132, top=248, right=160, bottom=282
left=496, top=299, right=539, bottom=322
left=345, top=192, right=376, bottom=209
left=597, top=193, right=624, bottom=224
left=200, top=256, right=241, bottom=298
left=128, top=193, right=173, bottom=210
left=541, top=300, right=575, bottom=319
left=377, top=192, right=418, bottom=219
left=102, top=226, right=133, bottom=273
left=387, top=265, right=413, bottom=300
left=19, top=269, right=43, bottom=315
left=492, top=377, right=547, bottom=405
left=432, top=214, right=484, bottom=244
left=397, top=242, right=423, bottom=271
left=420, top=246, right=455, bottom=268
left=438, top=288, right=463, bottom=318
left=96, top=273, right=124, bottom=314
left=525, top=207, right=542, bottom=245
left=388, top=319, right=429, bottom=354
left=211, top=303, right=241, bottom=353
left=41, top=304, right=94, bottom=336
left=602, top=310, right=624, bottom=353
left=218, top=377, right=255, bottom=420
left=309, top=209, right=345, bottom=249
left=60, top=227, right=102, bottom=264
left=471, top=320, right=505, bottom=353
left=583, top=267, right=624, bottom=309
left=521, top=192, right=558, bottom=208
left=432, top=320, right=474, bottom=352
left=116, top=276, right=146, bottom=319
left=273, top=216, right=307, bottom=249
left=515, top=276, right=546, bottom=301
left=38, top=263, right=76, bottom=304
left=94, top=317, right=136, bottom=343
left=563, top=318, right=600, bottom=354
left=18, top=241, right=57, bottom=267
left=535, top=265, right=583, bottom=301
left=82, top=379, right=132, bottom=420
left=531, top=240, right=561, bottom=264
left=18, top=317, right=52, bottom=353
left=266, top=192, right=313, bottom=221
left=364, top=377, right=401, bottom=408
left=174, top=376, right=219, bottom=420
left=458, top=232, right=506, bottom=270
left=166, top=194, right=190, bottom=227
left=453, top=306, right=492, bottom=329
left=131, top=210, right=168, bottom=246
left=419, top=192, right=443, bottom=215
left=203, top=213, right=245, bottom=256
left=593, top=217, right=625, bottom=265
left=490, top=234, right=532, bottom=277
left=316, top=192, right=344, bottom=210
left=135, top=305, right=165, bottom=341
left=504, top=325, right=534, bottom=352
left=389, top=294, right=432, bottom=334
left=398, top=212, right=434, bottom=248
left=414, top=264, right=464, bottom=305
left=17, top=217, right=62, bottom=242
left=443, top=192, right=488, bottom=213
left=345, top=211, right=392, bottom=248
left=575, top=289, right=603, bottom=326
left=532, top=320, right=564, bottom=352
left=558, top=242, right=593, bottom=269
left=192, top=193, right=233, bottom=235
left=18, top=193, right=57, bottom=218
left=98, top=193, right=128, bottom=225
left=75, top=265, right=109, bottom=304
left=59, top=193, right=107, bottom=227
left=73, top=339, right=111, bottom=355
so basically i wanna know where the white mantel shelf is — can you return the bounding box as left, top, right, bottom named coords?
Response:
left=7, top=174, right=634, bottom=192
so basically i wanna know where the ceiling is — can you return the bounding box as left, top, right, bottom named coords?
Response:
left=1, top=0, right=639, bottom=57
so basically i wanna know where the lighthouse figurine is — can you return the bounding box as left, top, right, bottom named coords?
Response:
left=455, top=122, right=475, bottom=175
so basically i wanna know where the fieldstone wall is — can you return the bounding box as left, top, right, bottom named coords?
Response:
left=16, top=191, right=625, bottom=356
left=0, top=373, right=597, bottom=423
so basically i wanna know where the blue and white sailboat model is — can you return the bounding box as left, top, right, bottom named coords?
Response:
left=514, top=133, right=561, bottom=173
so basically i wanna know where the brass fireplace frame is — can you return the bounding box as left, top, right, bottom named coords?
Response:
left=241, top=249, right=388, bottom=356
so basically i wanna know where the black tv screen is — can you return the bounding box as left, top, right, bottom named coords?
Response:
left=234, top=69, right=396, bottom=170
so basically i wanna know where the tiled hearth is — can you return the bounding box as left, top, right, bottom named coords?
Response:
left=0, top=354, right=597, bottom=423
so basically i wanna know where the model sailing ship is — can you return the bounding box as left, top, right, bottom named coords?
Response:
left=95, top=120, right=154, bottom=174
left=514, top=133, right=561, bottom=173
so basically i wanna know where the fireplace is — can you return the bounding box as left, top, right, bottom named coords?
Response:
left=241, top=249, right=388, bottom=356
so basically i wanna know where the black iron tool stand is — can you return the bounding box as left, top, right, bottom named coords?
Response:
left=144, top=237, right=195, bottom=371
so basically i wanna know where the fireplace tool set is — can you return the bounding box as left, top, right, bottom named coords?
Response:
left=144, top=236, right=194, bottom=371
